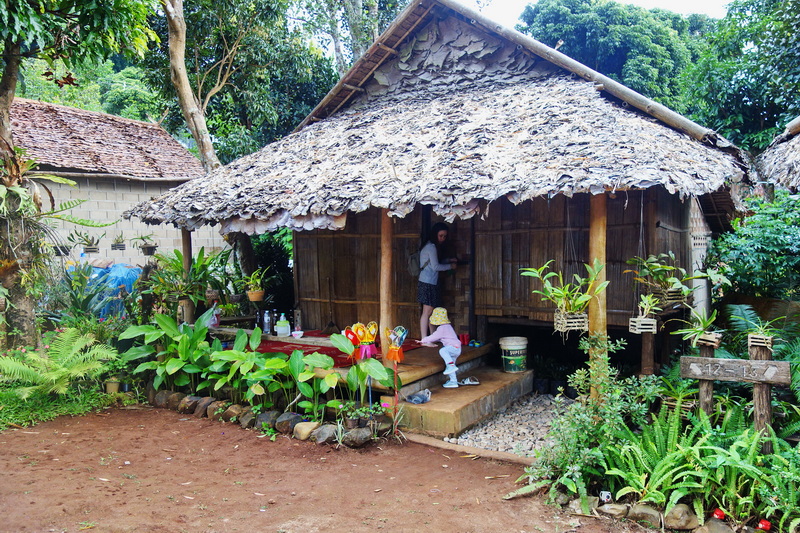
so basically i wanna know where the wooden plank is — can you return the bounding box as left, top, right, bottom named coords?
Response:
left=751, top=343, right=774, bottom=453
left=680, top=356, right=791, bottom=386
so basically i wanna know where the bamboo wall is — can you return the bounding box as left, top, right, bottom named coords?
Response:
left=294, top=188, right=692, bottom=336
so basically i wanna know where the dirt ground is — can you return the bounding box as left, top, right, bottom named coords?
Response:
left=0, top=405, right=646, bottom=533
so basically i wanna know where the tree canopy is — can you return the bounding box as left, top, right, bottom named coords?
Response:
left=141, top=0, right=337, bottom=165
left=515, top=0, right=714, bottom=112
left=683, top=0, right=800, bottom=151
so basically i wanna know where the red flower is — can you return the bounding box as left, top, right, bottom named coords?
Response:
left=712, top=509, right=725, bottom=520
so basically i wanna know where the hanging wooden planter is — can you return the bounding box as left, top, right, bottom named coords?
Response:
left=111, top=243, right=126, bottom=251
left=0, top=297, right=6, bottom=312
left=629, top=317, right=658, bottom=334
left=653, top=288, right=685, bottom=306
left=140, top=244, right=158, bottom=256
left=747, top=334, right=773, bottom=349
left=53, top=245, right=71, bottom=256
left=554, top=310, right=588, bottom=333
left=696, top=331, right=722, bottom=348
left=83, top=246, right=100, bottom=254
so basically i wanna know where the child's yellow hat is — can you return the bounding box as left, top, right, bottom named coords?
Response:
left=430, top=307, right=450, bottom=325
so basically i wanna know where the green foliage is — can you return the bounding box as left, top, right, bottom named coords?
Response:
left=120, top=307, right=218, bottom=391
left=145, top=248, right=231, bottom=313
left=672, top=308, right=720, bottom=346
left=0, top=328, right=118, bottom=399
left=520, top=258, right=609, bottom=313
left=516, top=0, right=712, bottom=112
left=683, top=0, right=800, bottom=151
left=141, top=0, right=337, bottom=164
left=1, top=0, right=157, bottom=68
left=0, top=385, right=116, bottom=430
left=329, top=333, right=396, bottom=405
left=708, top=191, right=800, bottom=300
left=507, top=337, right=660, bottom=510
left=604, top=404, right=708, bottom=513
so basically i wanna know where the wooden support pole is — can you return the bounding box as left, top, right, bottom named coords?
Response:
left=750, top=341, right=774, bottom=454
left=180, top=228, right=195, bottom=324
left=698, top=344, right=715, bottom=416
left=379, top=209, right=394, bottom=364
left=588, top=193, right=607, bottom=336
left=588, top=193, right=607, bottom=400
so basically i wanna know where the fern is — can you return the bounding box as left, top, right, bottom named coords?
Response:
left=0, top=328, right=118, bottom=399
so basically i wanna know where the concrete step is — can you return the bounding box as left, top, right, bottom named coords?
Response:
left=381, top=366, right=533, bottom=439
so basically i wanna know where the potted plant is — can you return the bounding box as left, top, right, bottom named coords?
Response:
left=69, top=230, right=104, bottom=254
left=51, top=242, right=73, bottom=256
left=625, top=252, right=718, bottom=308
left=131, top=234, right=157, bottom=255
left=672, top=308, right=722, bottom=348
left=727, top=304, right=782, bottom=349
left=101, top=356, right=129, bottom=394
left=520, top=258, right=609, bottom=333
left=628, top=293, right=661, bottom=334
left=243, top=267, right=269, bottom=302
left=111, top=232, right=126, bottom=251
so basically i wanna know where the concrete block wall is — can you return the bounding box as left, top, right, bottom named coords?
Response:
left=47, top=177, right=228, bottom=266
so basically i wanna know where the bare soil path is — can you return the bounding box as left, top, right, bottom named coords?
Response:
left=0, top=405, right=645, bottom=533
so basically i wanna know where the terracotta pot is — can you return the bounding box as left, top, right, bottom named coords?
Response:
left=247, top=290, right=265, bottom=302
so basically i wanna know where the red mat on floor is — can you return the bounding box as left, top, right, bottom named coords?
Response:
left=301, top=330, right=423, bottom=352
left=255, top=336, right=423, bottom=368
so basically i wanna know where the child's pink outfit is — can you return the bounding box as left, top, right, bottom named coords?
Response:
left=421, top=323, right=462, bottom=386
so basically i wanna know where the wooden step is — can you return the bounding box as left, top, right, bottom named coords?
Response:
left=381, top=366, right=533, bottom=439
left=372, top=342, right=494, bottom=395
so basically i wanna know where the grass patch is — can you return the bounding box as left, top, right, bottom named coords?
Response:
left=0, top=385, right=117, bottom=430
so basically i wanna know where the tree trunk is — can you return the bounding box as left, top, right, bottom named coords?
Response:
left=0, top=39, right=21, bottom=161
left=162, top=0, right=221, bottom=173
left=0, top=39, right=37, bottom=350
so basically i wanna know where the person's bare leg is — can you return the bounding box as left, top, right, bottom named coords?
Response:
left=420, top=304, right=434, bottom=338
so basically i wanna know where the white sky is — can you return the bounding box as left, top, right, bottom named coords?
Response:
left=466, top=0, right=730, bottom=28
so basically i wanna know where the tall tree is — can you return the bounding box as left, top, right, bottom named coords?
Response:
left=684, top=0, right=800, bottom=151
left=516, top=0, right=713, bottom=113
left=298, top=0, right=408, bottom=75
left=0, top=1, right=155, bottom=349
left=144, top=0, right=337, bottom=164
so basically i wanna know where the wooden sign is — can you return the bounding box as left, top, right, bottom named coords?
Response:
left=680, top=356, right=791, bottom=386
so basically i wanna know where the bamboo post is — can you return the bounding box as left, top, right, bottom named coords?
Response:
left=698, top=344, right=715, bottom=416
left=379, top=209, right=394, bottom=364
left=180, top=228, right=195, bottom=323
left=588, top=193, right=607, bottom=400
left=750, top=341, right=774, bottom=454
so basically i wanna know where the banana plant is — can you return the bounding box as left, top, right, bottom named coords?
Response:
left=329, top=333, right=397, bottom=405
left=119, top=306, right=216, bottom=390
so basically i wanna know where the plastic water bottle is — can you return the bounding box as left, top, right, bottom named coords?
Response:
left=262, top=310, right=271, bottom=335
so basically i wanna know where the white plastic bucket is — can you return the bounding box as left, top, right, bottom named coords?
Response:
left=499, top=336, right=528, bottom=373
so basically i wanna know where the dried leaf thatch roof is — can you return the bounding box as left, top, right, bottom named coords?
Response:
left=12, top=98, right=204, bottom=182
left=125, top=0, right=749, bottom=234
left=756, top=116, right=800, bottom=191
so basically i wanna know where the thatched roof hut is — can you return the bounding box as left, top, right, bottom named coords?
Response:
left=125, top=0, right=750, bottom=366
left=756, top=116, right=800, bottom=191
left=126, top=0, right=747, bottom=233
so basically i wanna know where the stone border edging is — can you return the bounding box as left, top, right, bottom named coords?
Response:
left=405, top=432, right=535, bottom=466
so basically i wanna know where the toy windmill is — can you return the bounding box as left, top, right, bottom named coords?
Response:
left=352, top=321, right=378, bottom=360
left=384, top=325, right=408, bottom=422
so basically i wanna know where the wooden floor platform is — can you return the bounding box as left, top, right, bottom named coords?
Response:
left=381, top=366, right=533, bottom=438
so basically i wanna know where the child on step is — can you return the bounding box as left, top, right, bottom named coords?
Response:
left=420, top=307, right=462, bottom=388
